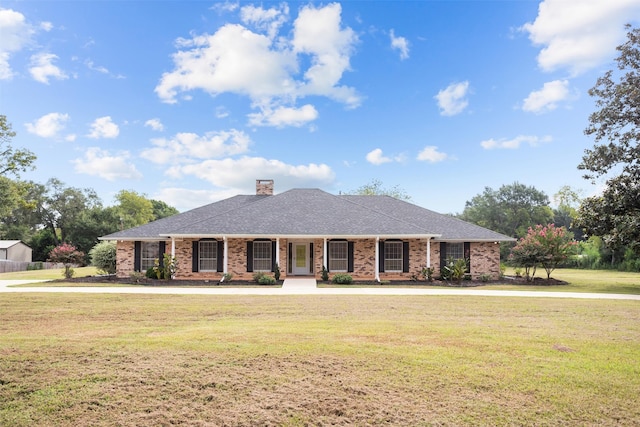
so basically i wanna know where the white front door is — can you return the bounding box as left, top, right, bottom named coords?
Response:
left=292, top=242, right=309, bottom=275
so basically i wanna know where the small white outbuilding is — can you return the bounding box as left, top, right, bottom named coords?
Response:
left=0, top=240, right=33, bottom=262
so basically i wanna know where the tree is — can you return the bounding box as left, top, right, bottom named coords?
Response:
left=115, top=190, right=155, bottom=229
left=509, top=224, right=576, bottom=280
left=460, top=182, right=553, bottom=238
left=0, top=115, right=37, bottom=177
left=346, top=179, right=412, bottom=201
left=48, top=243, right=85, bottom=279
left=578, top=25, right=640, bottom=254
left=552, top=185, right=584, bottom=241
left=36, top=178, right=102, bottom=246
left=151, top=199, right=179, bottom=220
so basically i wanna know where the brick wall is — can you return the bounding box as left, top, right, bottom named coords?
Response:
left=115, top=238, right=502, bottom=281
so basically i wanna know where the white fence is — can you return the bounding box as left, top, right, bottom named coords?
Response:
left=0, top=260, right=63, bottom=273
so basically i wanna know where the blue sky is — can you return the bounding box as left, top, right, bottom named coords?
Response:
left=2, top=1, right=640, bottom=214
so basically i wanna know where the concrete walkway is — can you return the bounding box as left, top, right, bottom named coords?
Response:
left=1, top=279, right=640, bottom=300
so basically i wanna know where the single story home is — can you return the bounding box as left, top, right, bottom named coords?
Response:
left=0, top=240, right=33, bottom=263
left=101, top=180, right=514, bottom=282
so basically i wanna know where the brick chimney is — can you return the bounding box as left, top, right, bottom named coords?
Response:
left=256, top=179, right=274, bottom=195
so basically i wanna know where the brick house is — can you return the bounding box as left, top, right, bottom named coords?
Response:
left=101, top=180, right=514, bottom=282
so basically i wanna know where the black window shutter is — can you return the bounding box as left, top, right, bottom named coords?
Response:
left=440, top=242, right=447, bottom=271
left=403, top=241, right=410, bottom=273
left=271, top=241, right=277, bottom=272
left=159, top=241, right=166, bottom=269
left=309, top=242, right=314, bottom=274
left=192, top=241, right=199, bottom=272
left=288, top=243, right=292, bottom=274
left=347, top=241, right=354, bottom=272
left=246, top=241, right=253, bottom=272
left=378, top=240, right=385, bottom=273
left=464, top=242, right=471, bottom=273
left=134, top=241, right=141, bottom=272
left=217, top=240, right=224, bottom=272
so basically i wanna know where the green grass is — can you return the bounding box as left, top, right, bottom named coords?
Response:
left=0, top=266, right=99, bottom=280
left=483, top=267, right=640, bottom=294
left=0, top=294, right=638, bottom=425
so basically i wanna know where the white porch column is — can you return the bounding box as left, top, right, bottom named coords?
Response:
left=323, top=238, right=327, bottom=270
left=375, top=236, right=380, bottom=282
left=171, top=237, right=175, bottom=258
left=223, top=236, right=228, bottom=275
left=426, top=237, right=431, bottom=268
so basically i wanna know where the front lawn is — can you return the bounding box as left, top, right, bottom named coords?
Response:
left=0, top=294, right=638, bottom=426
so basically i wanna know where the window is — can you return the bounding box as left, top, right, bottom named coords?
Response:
left=253, top=241, right=272, bottom=271
left=384, top=241, right=403, bottom=272
left=446, top=242, right=464, bottom=260
left=329, top=241, right=348, bottom=272
left=141, top=241, right=159, bottom=271
left=199, top=241, right=217, bottom=271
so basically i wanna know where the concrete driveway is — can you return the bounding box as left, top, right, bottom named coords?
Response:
left=1, top=279, right=639, bottom=300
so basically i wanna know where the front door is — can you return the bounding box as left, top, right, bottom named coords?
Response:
left=292, top=242, right=309, bottom=275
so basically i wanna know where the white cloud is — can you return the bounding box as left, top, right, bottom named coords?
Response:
left=72, top=147, right=142, bottom=181
left=292, top=3, right=359, bottom=107
left=88, top=116, right=119, bottom=139
left=25, top=112, right=70, bottom=138
left=240, top=3, right=289, bottom=40
left=248, top=104, right=318, bottom=127
left=522, top=80, right=570, bottom=114
left=434, top=81, right=470, bottom=116
left=40, top=21, right=53, bottom=31
left=390, top=29, right=409, bottom=60
left=0, top=8, right=35, bottom=79
left=155, top=3, right=359, bottom=127
left=167, top=156, right=335, bottom=189
left=480, top=135, right=552, bottom=150
left=417, top=146, right=448, bottom=163
left=29, top=52, right=68, bottom=84
left=85, top=59, right=109, bottom=74
left=144, top=118, right=164, bottom=132
left=521, top=0, right=640, bottom=75
left=366, top=148, right=392, bottom=165
left=140, top=129, right=251, bottom=164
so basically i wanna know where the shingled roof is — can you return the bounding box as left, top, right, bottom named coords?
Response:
left=101, top=188, right=514, bottom=242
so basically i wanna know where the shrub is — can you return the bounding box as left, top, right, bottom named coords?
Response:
left=89, top=241, right=117, bottom=275
left=222, top=273, right=233, bottom=282
left=48, top=243, right=85, bottom=279
left=443, top=258, right=468, bottom=283
left=321, top=266, right=329, bottom=281
left=478, top=273, right=491, bottom=282
left=274, top=263, right=281, bottom=281
left=258, top=275, right=276, bottom=285
left=130, top=271, right=145, bottom=283
left=332, top=273, right=353, bottom=284
left=145, top=267, right=156, bottom=279
left=421, top=266, right=434, bottom=282
left=253, top=272, right=266, bottom=283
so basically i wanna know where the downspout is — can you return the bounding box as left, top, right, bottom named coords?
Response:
left=221, top=236, right=228, bottom=282
left=275, top=237, right=280, bottom=274
left=323, top=238, right=327, bottom=272
left=375, top=236, right=380, bottom=282
left=171, top=237, right=176, bottom=279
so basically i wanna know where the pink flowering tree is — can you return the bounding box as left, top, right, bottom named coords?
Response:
left=510, top=224, right=577, bottom=280
left=48, top=243, right=85, bottom=279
